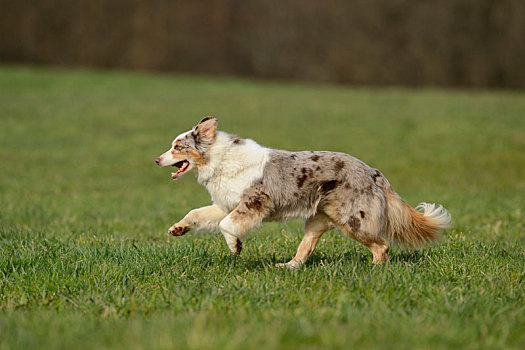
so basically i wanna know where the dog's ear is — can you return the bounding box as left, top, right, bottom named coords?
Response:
left=194, top=117, right=218, bottom=140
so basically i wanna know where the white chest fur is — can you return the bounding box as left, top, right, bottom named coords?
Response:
left=196, top=133, right=269, bottom=212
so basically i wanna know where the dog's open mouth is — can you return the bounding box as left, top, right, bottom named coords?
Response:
left=171, top=160, right=190, bottom=179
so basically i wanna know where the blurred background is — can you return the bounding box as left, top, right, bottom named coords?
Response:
left=1, top=0, right=524, bottom=88
left=1, top=3, right=525, bottom=348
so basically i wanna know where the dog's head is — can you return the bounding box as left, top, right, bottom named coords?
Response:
left=155, top=117, right=218, bottom=179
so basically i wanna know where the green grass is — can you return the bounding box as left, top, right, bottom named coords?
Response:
left=1, top=65, right=524, bottom=349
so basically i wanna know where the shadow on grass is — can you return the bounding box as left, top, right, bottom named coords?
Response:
left=189, top=244, right=432, bottom=270
left=303, top=248, right=429, bottom=267
left=218, top=253, right=274, bottom=271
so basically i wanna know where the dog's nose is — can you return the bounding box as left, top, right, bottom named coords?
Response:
left=155, top=157, right=161, bottom=165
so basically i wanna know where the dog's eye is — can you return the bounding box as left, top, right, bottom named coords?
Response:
left=173, top=145, right=182, bottom=151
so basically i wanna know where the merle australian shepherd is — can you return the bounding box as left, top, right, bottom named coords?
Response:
left=156, top=117, right=451, bottom=268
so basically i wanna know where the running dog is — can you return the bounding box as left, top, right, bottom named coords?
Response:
left=155, top=117, right=451, bottom=268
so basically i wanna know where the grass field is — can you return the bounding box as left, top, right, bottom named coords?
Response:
left=1, top=66, right=524, bottom=349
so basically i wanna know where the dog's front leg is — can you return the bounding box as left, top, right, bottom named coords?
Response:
left=168, top=205, right=228, bottom=236
left=218, top=202, right=268, bottom=255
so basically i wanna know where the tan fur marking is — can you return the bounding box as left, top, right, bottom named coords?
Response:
left=170, top=149, right=207, bottom=167
left=188, top=149, right=207, bottom=166
left=172, top=140, right=183, bottom=151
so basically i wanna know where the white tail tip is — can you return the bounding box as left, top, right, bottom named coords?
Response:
left=416, top=202, right=452, bottom=229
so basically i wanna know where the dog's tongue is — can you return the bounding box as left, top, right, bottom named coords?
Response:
left=171, top=161, right=189, bottom=179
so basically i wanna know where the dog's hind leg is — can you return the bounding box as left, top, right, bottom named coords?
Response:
left=325, top=199, right=390, bottom=264
left=368, top=240, right=389, bottom=264
left=169, top=205, right=228, bottom=236
left=338, top=223, right=389, bottom=264
left=276, top=213, right=332, bottom=269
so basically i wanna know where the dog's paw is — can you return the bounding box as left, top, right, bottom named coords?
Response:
left=168, top=225, right=190, bottom=236
left=275, top=260, right=301, bottom=269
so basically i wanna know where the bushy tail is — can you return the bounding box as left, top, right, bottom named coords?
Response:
left=382, top=186, right=452, bottom=248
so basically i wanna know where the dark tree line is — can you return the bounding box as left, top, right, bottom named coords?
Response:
left=1, top=0, right=524, bottom=88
